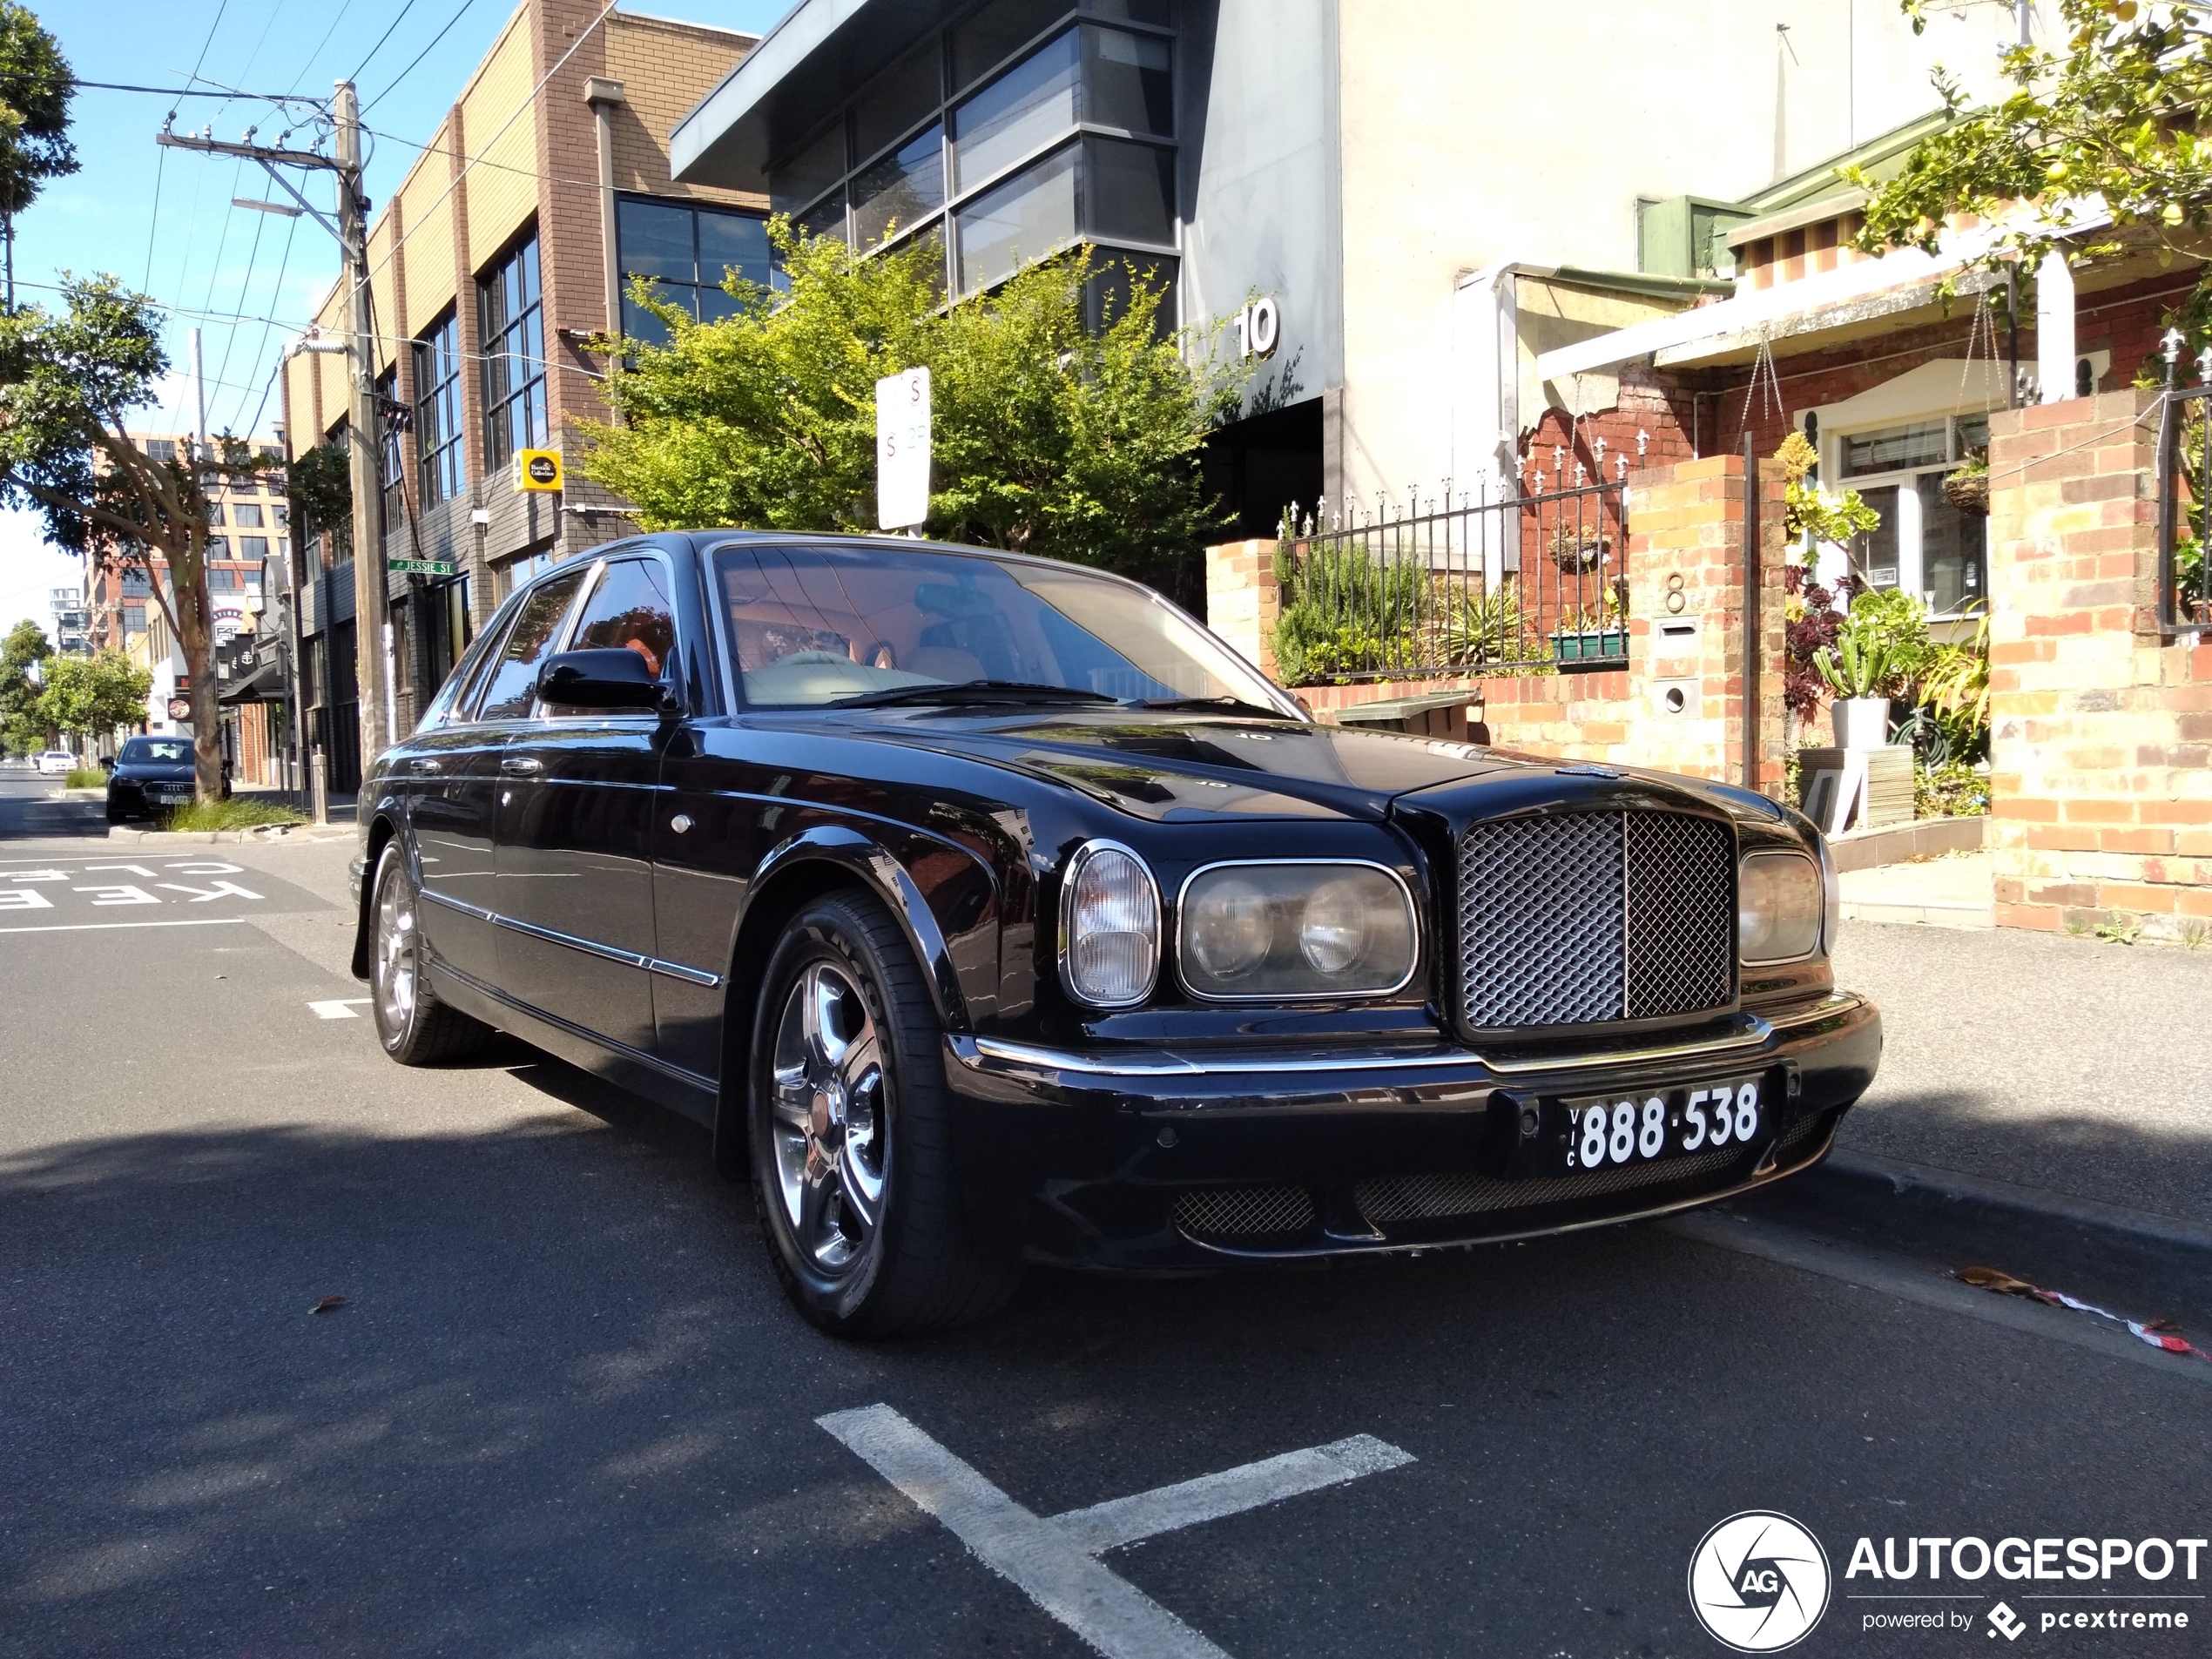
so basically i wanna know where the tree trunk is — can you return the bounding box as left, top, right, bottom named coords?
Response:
left=174, top=551, right=224, bottom=803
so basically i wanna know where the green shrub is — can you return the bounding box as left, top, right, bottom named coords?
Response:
left=1270, top=542, right=1429, bottom=684
left=157, top=797, right=307, bottom=833
left=64, top=766, right=105, bottom=788
left=1914, top=759, right=1989, bottom=819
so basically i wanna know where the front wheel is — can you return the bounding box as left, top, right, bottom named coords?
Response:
left=749, top=891, right=1020, bottom=1337
left=368, top=844, right=494, bottom=1064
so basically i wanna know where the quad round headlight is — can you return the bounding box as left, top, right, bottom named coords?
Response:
left=1061, top=841, right=1161, bottom=1007
left=1738, top=851, right=1824, bottom=963
left=1179, top=862, right=1417, bottom=999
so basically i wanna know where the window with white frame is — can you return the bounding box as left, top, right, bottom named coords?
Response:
left=1824, top=411, right=1989, bottom=617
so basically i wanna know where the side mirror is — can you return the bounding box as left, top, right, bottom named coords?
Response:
left=536, top=648, right=674, bottom=713
left=98, top=755, right=115, bottom=771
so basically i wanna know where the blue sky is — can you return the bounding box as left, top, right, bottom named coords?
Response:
left=3, top=0, right=790, bottom=634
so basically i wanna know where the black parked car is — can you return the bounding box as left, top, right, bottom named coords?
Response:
left=105, top=736, right=220, bottom=820
left=350, top=533, right=1880, bottom=1335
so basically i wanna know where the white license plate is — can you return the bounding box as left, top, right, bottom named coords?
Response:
left=1558, top=1078, right=1764, bottom=1172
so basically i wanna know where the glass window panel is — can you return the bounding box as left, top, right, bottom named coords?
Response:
left=953, top=28, right=1077, bottom=191
left=1081, top=25, right=1171, bottom=136
left=1853, top=484, right=1901, bottom=589
left=475, top=570, right=587, bottom=721
left=697, top=286, right=741, bottom=324
left=233, top=502, right=263, bottom=528
left=1916, top=473, right=1986, bottom=615
left=799, top=189, right=849, bottom=246
left=1841, top=420, right=1948, bottom=478
left=1082, top=0, right=1170, bottom=21
left=853, top=122, right=946, bottom=247
left=1082, top=246, right=1177, bottom=338
left=853, top=42, right=943, bottom=162
left=1954, top=411, right=1991, bottom=455
left=623, top=292, right=675, bottom=347
left=207, top=502, right=226, bottom=525
left=569, top=559, right=677, bottom=675
left=697, top=208, right=773, bottom=287
left=771, top=121, right=846, bottom=213
left=954, top=0, right=1071, bottom=90
left=955, top=143, right=1077, bottom=294
left=1083, top=136, right=1174, bottom=245
left=616, top=198, right=696, bottom=280
left=239, top=536, right=270, bottom=562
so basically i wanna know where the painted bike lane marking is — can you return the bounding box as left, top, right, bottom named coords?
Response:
left=818, top=1404, right=1414, bottom=1659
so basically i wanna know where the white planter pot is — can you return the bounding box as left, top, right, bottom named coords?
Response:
left=1831, top=697, right=1892, bottom=751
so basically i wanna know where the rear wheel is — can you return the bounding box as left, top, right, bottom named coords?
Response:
left=749, top=891, right=1020, bottom=1337
left=368, top=844, right=494, bottom=1064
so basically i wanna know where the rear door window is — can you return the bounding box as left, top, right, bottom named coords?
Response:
left=471, top=570, right=588, bottom=721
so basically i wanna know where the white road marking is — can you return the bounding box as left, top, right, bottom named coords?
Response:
left=0, top=918, right=249, bottom=935
left=156, top=880, right=263, bottom=902
left=308, top=999, right=371, bottom=1020
left=1051, top=1434, right=1413, bottom=1555
left=818, top=1404, right=1414, bottom=1659
left=74, top=884, right=159, bottom=906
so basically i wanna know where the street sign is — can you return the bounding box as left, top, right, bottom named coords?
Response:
left=875, top=367, right=930, bottom=529
left=388, top=558, right=456, bottom=577
left=513, top=448, right=563, bottom=493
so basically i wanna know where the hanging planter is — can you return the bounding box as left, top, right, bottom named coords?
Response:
left=1547, top=526, right=1609, bottom=572
left=1942, top=466, right=1990, bottom=516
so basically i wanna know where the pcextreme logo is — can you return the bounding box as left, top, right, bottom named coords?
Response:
left=1689, top=1511, right=1833, bottom=1652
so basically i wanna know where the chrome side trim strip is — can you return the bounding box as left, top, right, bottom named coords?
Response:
left=951, top=996, right=1859, bottom=1082
left=428, top=954, right=719, bottom=1094
left=416, top=887, right=722, bottom=987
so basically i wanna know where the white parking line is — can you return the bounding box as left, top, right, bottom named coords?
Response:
left=0, top=918, right=250, bottom=935
left=817, top=1404, right=1414, bottom=1659
left=308, top=999, right=372, bottom=1020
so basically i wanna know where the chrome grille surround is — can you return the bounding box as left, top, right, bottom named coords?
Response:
left=1458, top=810, right=1735, bottom=1031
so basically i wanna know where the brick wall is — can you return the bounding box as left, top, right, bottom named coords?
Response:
left=1984, top=388, right=2212, bottom=939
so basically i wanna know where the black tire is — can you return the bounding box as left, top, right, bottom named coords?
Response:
left=749, top=890, right=1021, bottom=1337
left=368, top=843, right=494, bottom=1064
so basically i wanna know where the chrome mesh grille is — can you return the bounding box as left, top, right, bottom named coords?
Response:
left=1458, top=810, right=1734, bottom=1030
left=1353, top=1114, right=1824, bottom=1224
left=1173, top=1186, right=1316, bottom=1239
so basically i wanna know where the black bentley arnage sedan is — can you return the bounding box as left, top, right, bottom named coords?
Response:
left=349, top=532, right=1880, bottom=1335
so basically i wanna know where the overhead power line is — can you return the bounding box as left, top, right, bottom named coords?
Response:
left=65, top=78, right=322, bottom=100
left=362, top=0, right=484, bottom=115
left=350, top=0, right=424, bottom=84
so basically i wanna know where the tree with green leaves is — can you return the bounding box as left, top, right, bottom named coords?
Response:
left=0, top=615, right=51, bottom=753
left=0, top=4, right=76, bottom=310
left=580, top=224, right=1243, bottom=606
left=34, top=648, right=148, bottom=751
left=0, top=275, right=259, bottom=800
left=1851, top=0, right=2212, bottom=365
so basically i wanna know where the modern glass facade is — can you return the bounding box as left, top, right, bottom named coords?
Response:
left=616, top=197, right=780, bottom=344
left=479, top=233, right=549, bottom=472
left=767, top=0, right=1177, bottom=319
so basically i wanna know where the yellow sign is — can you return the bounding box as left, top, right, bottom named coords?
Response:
left=513, top=448, right=563, bottom=493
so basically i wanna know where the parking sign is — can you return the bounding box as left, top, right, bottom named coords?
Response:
left=875, top=368, right=931, bottom=530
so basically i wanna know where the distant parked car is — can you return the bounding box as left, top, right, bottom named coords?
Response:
left=105, top=737, right=215, bottom=820
left=35, top=749, right=75, bottom=776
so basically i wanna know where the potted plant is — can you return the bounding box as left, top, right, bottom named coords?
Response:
left=1813, top=629, right=1893, bottom=748
left=1941, top=447, right=1990, bottom=516
left=1550, top=582, right=1629, bottom=664
left=1547, top=524, right=1609, bottom=572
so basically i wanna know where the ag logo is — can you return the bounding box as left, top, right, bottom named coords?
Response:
left=1688, top=1511, right=1831, bottom=1652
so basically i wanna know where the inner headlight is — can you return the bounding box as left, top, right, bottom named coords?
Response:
left=1061, top=840, right=1160, bottom=1007
left=1738, top=852, right=1823, bottom=963
left=1179, top=862, right=1417, bottom=999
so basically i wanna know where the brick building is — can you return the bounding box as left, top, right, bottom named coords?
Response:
left=282, top=0, right=763, bottom=789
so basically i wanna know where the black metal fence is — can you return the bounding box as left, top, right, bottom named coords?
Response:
left=2155, top=380, right=2211, bottom=633
left=1271, top=479, right=1629, bottom=685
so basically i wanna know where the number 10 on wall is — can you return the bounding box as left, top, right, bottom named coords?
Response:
left=1229, top=296, right=1280, bottom=360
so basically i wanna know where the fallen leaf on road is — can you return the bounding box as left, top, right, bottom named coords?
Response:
left=310, top=1294, right=347, bottom=1315
left=1955, top=1265, right=2211, bottom=1364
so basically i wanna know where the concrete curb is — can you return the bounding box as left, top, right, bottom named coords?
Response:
left=1776, top=1147, right=2212, bottom=1270
left=105, top=825, right=352, bottom=846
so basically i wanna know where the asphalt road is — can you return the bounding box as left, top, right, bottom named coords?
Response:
left=3, top=767, right=2208, bottom=1659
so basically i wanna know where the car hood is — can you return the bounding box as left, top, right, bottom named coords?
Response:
left=841, top=708, right=1553, bottom=822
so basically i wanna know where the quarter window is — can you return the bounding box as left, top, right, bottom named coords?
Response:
left=480, top=233, right=548, bottom=473
left=413, top=313, right=465, bottom=508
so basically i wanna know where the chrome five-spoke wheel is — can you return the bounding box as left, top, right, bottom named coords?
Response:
left=768, top=960, right=888, bottom=1273
left=374, top=870, right=418, bottom=1032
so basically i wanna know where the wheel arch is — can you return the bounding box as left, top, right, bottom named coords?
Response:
left=350, top=814, right=402, bottom=981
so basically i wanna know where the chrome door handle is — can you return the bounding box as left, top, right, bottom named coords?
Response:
left=500, top=756, right=543, bottom=776
left=407, top=758, right=442, bottom=775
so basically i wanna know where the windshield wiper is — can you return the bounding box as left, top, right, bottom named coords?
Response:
left=1132, top=694, right=1294, bottom=719
left=826, top=680, right=1122, bottom=710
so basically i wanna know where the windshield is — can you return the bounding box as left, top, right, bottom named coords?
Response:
left=716, top=543, right=1291, bottom=711
left=119, top=738, right=192, bottom=764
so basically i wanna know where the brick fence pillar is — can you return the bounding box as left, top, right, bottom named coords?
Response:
left=1204, top=538, right=1279, bottom=680
left=1622, top=453, right=1788, bottom=795
left=1985, top=387, right=2212, bottom=938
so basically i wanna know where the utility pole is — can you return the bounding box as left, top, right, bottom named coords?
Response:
left=334, top=79, right=388, bottom=765
left=156, top=85, right=388, bottom=775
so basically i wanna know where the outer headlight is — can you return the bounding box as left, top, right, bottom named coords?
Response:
left=1060, top=840, right=1160, bottom=1008
left=1178, top=861, right=1418, bottom=999
left=1738, top=851, right=1823, bottom=963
